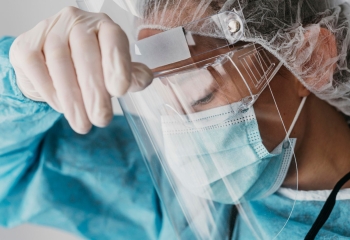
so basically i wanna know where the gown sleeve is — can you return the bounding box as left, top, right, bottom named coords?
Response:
left=0, top=36, right=177, bottom=240
left=0, top=36, right=61, bottom=207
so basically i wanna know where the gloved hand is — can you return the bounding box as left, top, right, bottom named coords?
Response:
left=9, top=7, right=153, bottom=134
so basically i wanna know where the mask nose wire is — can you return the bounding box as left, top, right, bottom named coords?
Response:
left=285, top=96, right=308, bottom=141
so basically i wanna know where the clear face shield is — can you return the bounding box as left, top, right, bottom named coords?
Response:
left=78, top=1, right=302, bottom=239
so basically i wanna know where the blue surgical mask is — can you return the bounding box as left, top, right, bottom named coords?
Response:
left=161, top=98, right=306, bottom=204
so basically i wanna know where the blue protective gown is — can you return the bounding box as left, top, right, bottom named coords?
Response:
left=1, top=35, right=350, bottom=240
left=0, top=36, right=177, bottom=240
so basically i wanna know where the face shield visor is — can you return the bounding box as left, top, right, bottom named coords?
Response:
left=78, top=1, right=304, bottom=239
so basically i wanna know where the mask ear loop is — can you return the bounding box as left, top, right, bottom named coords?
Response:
left=264, top=84, right=307, bottom=239
left=284, top=96, right=308, bottom=142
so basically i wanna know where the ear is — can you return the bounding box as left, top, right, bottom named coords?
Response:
left=278, top=66, right=311, bottom=97
left=294, top=77, right=311, bottom=97
left=297, top=26, right=337, bottom=92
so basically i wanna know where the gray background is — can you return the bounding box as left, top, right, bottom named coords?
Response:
left=0, top=0, right=75, bottom=37
left=0, top=0, right=123, bottom=115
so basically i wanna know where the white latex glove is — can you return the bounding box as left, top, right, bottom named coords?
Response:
left=10, top=7, right=153, bottom=134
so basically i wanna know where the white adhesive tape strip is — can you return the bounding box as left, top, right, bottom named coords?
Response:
left=132, top=27, right=192, bottom=69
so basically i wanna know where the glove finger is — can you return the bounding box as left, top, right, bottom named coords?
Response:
left=128, top=62, right=154, bottom=92
left=70, top=24, right=113, bottom=128
left=98, top=21, right=132, bottom=97
left=14, top=65, right=46, bottom=101
left=44, top=33, right=92, bottom=134
left=10, top=37, right=62, bottom=112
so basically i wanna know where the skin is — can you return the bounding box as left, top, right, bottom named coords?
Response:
left=139, top=28, right=350, bottom=191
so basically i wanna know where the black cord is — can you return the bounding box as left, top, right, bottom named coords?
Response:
left=305, top=171, right=350, bottom=240
left=228, top=205, right=238, bottom=240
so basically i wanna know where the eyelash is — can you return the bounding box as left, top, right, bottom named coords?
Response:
left=192, top=91, right=215, bottom=107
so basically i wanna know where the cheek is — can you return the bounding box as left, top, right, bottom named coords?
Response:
left=253, top=76, right=301, bottom=151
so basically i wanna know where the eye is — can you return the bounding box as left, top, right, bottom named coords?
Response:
left=192, top=92, right=215, bottom=107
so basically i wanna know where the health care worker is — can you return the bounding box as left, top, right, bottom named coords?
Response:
left=1, top=0, right=350, bottom=239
